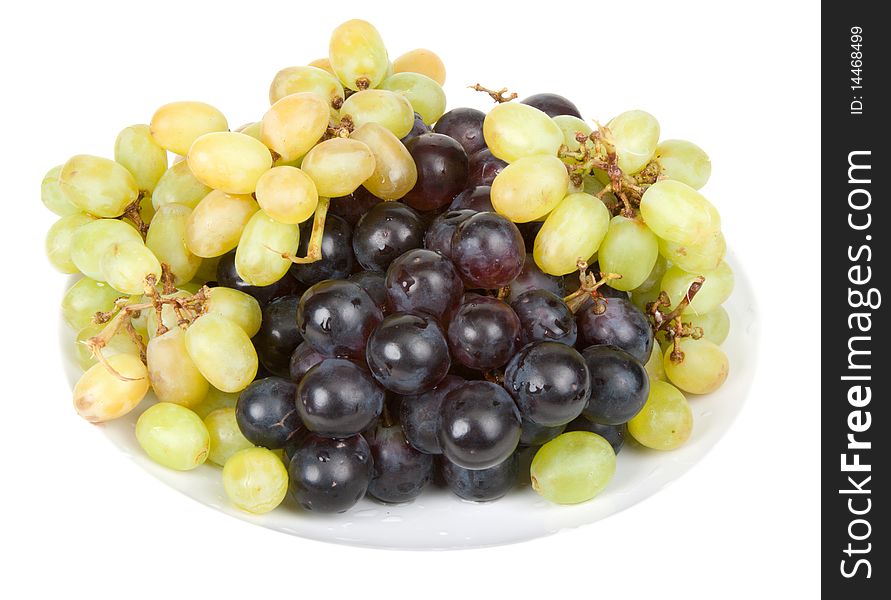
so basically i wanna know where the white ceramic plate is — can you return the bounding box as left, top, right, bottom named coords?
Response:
left=61, top=254, right=758, bottom=550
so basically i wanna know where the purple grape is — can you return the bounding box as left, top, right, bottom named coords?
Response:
left=353, top=202, right=425, bottom=273
left=328, top=187, right=382, bottom=227
left=581, top=345, right=649, bottom=425
left=516, top=221, right=545, bottom=251
left=447, top=294, right=521, bottom=370
left=366, top=423, right=434, bottom=504
left=297, top=358, right=385, bottom=437
left=424, top=209, right=475, bottom=259
left=289, top=341, right=326, bottom=382
left=565, top=417, right=625, bottom=454
left=366, top=312, right=451, bottom=394
left=253, top=295, right=302, bottom=377
left=403, top=133, right=469, bottom=212
left=297, top=279, right=383, bottom=359
left=401, top=112, right=431, bottom=144
left=385, top=248, right=463, bottom=320
left=448, top=185, right=494, bottom=212
left=439, top=453, right=519, bottom=501
left=399, top=375, right=465, bottom=454
left=288, top=433, right=372, bottom=513
left=576, top=296, right=653, bottom=363
left=348, top=271, right=389, bottom=314
left=451, top=212, right=526, bottom=289
left=289, top=214, right=354, bottom=285
left=519, top=419, right=566, bottom=447
left=235, top=377, right=303, bottom=449
left=467, top=149, right=507, bottom=187
left=507, top=256, right=564, bottom=302
left=521, top=93, right=582, bottom=118
left=511, top=289, right=577, bottom=346
left=432, top=107, right=486, bottom=156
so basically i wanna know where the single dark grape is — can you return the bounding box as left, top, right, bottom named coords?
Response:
left=385, top=248, right=463, bottom=320
left=466, top=149, right=507, bottom=187
left=424, top=209, right=475, bottom=260
left=447, top=295, right=520, bottom=370
left=352, top=202, right=424, bottom=273
left=565, top=417, right=625, bottom=454
left=402, top=133, right=468, bottom=212
left=448, top=185, right=493, bottom=212
left=576, top=297, right=653, bottom=363
left=365, top=423, right=434, bottom=504
left=451, top=212, right=525, bottom=289
left=289, top=214, right=355, bottom=285
left=432, top=107, right=486, bottom=156
left=439, top=452, right=519, bottom=501
left=399, top=375, right=465, bottom=454
left=253, top=295, right=302, bottom=377
left=511, top=289, right=577, bottom=346
left=366, top=312, right=451, bottom=394
left=519, top=419, right=566, bottom=447
left=507, top=257, right=564, bottom=303
left=401, top=111, right=431, bottom=144
left=516, top=221, right=545, bottom=251
left=297, top=358, right=385, bottom=437
left=288, top=341, right=326, bottom=383
left=216, top=251, right=300, bottom=306
left=521, top=93, right=582, bottom=118
left=581, top=345, right=649, bottom=425
left=297, top=279, right=383, bottom=358
left=288, top=433, right=373, bottom=513
left=235, top=377, right=303, bottom=449
left=348, top=271, right=389, bottom=314
left=329, top=187, right=382, bottom=227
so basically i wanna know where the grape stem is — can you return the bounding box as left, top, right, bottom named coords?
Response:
left=468, top=83, right=518, bottom=103
left=325, top=115, right=354, bottom=140
left=483, top=370, right=505, bottom=385
left=278, top=197, right=330, bottom=264
left=645, top=278, right=706, bottom=364
left=121, top=192, right=150, bottom=239
left=563, top=259, right=622, bottom=314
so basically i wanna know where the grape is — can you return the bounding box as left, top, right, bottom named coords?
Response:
left=402, top=133, right=469, bottom=212
left=366, top=312, right=451, bottom=394
left=385, top=249, right=463, bottom=320
left=149, top=101, right=228, bottom=155
left=401, top=112, right=431, bottom=144
left=185, top=190, right=259, bottom=258
left=204, top=286, right=263, bottom=337
left=504, top=341, right=589, bottom=426
left=101, top=242, right=162, bottom=295
left=235, top=210, right=298, bottom=286
left=308, top=57, right=335, bottom=74
left=136, top=403, right=209, bottom=470
left=521, top=93, right=581, bottom=118
left=581, top=345, right=649, bottom=425
left=288, top=342, right=326, bottom=383
left=530, top=431, right=616, bottom=504
left=597, top=215, right=659, bottom=291
left=297, top=358, right=385, bottom=437
left=685, top=305, right=730, bottom=345
left=61, top=277, right=126, bottom=330
left=520, top=419, right=567, bottom=447
left=664, top=338, right=729, bottom=394
left=46, top=213, right=95, bottom=274
left=216, top=250, right=299, bottom=306
left=644, top=342, right=667, bottom=382
left=152, top=160, right=212, bottom=210
left=380, top=72, right=446, bottom=124
left=143, top=290, right=192, bottom=340
left=564, top=417, right=625, bottom=454
left=440, top=452, right=518, bottom=501
left=632, top=253, right=669, bottom=295
left=553, top=115, right=592, bottom=151
left=268, top=65, right=345, bottom=113
left=433, top=107, right=486, bottom=156
left=222, top=447, right=288, bottom=514
left=191, top=386, right=239, bottom=420
left=482, top=102, right=564, bottom=162
left=329, top=19, right=389, bottom=91
left=451, top=212, right=525, bottom=289
left=448, top=295, right=520, bottom=370
left=252, top=295, right=302, bottom=377
left=288, top=433, right=373, bottom=512
left=491, top=154, right=569, bottom=223
left=658, top=230, right=726, bottom=274
left=261, top=92, right=329, bottom=163
left=351, top=122, right=418, bottom=200
left=438, top=381, right=521, bottom=470
left=73, top=354, right=150, bottom=422
left=607, top=110, right=660, bottom=174
left=145, top=204, right=201, bottom=284
left=74, top=322, right=140, bottom=370
left=235, top=377, right=303, bottom=448
left=366, top=423, right=434, bottom=503
left=297, top=279, right=383, bottom=358
left=59, top=155, right=139, bottom=218
left=639, top=180, right=721, bottom=245
left=661, top=261, right=734, bottom=315
left=392, top=48, right=446, bottom=85
left=188, top=131, right=273, bottom=195
left=399, top=375, right=464, bottom=454
left=347, top=271, right=388, bottom=314
left=185, top=314, right=258, bottom=392
left=627, top=380, right=693, bottom=450
left=301, top=137, right=376, bottom=198
left=466, top=149, right=508, bottom=187
left=654, top=139, right=711, bottom=189
left=254, top=166, right=319, bottom=225
left=289, top=215, right=354, bottom=286
left=449, top=185, right=494, bottom=212
left=147, top=328, right=210, bottom=407
left=204, top=408, right=254, bottom=466
left=69, top=218, right=143, bottom=280
left=113, top=124, right=167, bottom=195
left=340, top=89, right=414, bottom=138
left=41, top=165, right=80, bottom=216
left=510, top=290, right=577, bottom=347
left=517, top=221, right=545, bottom=252
left=424, top=209, right=475, bottom=259
left=328, top=187, right=382, bottom=226
left=576, top=297, right=653, bottom=363
left=533, top=192, right=610, bottom=276
left=352, top=201, right=424, bottom=272
left=507, top=259, right=564, bottom=302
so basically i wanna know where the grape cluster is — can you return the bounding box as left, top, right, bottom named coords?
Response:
left=47, top=18, right=734, bottom=517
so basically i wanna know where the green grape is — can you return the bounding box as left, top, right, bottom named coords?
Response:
left=630, top=285, right=662, bottom=314
left=185, top=314, right=258, bottom=393
left=115, top=124, right=168, bottom=193
left=483, top=102, right=564, bottom=163
left=640, top=180, right=721, bottom=245
left=204, top=287, right=262, bottom=338
left=597, top=216, right=659, bottom=291
left=644, top=342, right=666, bottom=382
left=61, top=277, right=126, bottom=330
left=632, top=253, right=669, bottom=294
left=222, top=447, right=289, bottom=514
left=351, top=122, right=417, bottom=200
left=392, top=48, right=446, bottom=85
left=185, top=190, right=258, bottom=258
left=145, top=203, right=202, bottom=284
left=41, top=165, right=80, bottom=216
left=685, top=305, right=730, bottom=345
left=188, top=132, right=273, bottom=195
left=45, top=213, right=96, bottom=273
left=654, top=139, right=711, bottom=190
left=339, top=89, right=415, bottom=139
left=658, top=230, right=726, bottom=274
left=268, top=65, right=345, bottom=114
left=627, top=380, right=693, bottom=450
left=254, top=166, right=319, bottom=224
left=235, top=210, right=299, bottom=286
left=490, top=154, right=569, bottom=223
left=379, top=72, right=446, bottom=125
left=607, top=110, right=660, bottom=174
left=145, top=290, right=192, bottom=339
left=552, top=115, right=592, bottom=152
left=59, top=155, right=139, bottom=218
left=149, top=101, right=228, bottom=156
left=74, top=323, right=142, bottom=371
left=300, top=137, right=376, bottom=197
left=661, top=261, right=734, bottom=315
left=101, top=242, right=162, bottom=295
left=664, top=338, right=729, bottom=394
left=73, top=354, right=150, bottom=423
left=147, top=328, right=210, bottom=407
left=533, top=192, right=610, bottom=276
left=70, top=218, right=143, bottom=280
left=261, top=92, right=330, bottom=162
left=152, top=160, right=213, bottom=210
left=191, top=386, right=239, bottom=419
left=530, top=431, right=616, bottom=504
left=328, top=19, right=390, bottom=91
left=237, top=121, right=263, bottom=141
left=308, top=57, right=336, bottom=74
left=204, top=408, right=254, bottom=467
left=135, top=402, right=210, bottom=470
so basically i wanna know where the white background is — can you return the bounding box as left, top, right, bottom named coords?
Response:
left=0, top=1, right=820, bottom=597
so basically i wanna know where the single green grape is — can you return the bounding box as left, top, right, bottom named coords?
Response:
left=59, top=155, right=139, bottom=218
left=301, top=138, right=376, bottom=198
left=185, top=190, right=258, bottom=258
left=351, top=122, right=417, bottom=200
left=191, top=387, right=239, bottom=420
left=152, top=160, right=212, bottom=210
left=222, top=447, right=289, bottom=514
left=661, top=261, right=734, bottom=315
left=145, top=203, right=202, bottom=285
left=100, top=241, right=162, bottom=295
left=188, top=132, right=272, bottom=195
left=644, top=342, right=667, bottom=382
left=530, top=431, right=616, bottom=504
left=685, top=306, right=730, bottom=345
left=115, top=124, right=168, bottom=193
left=664, top=338, right=729, bottom=394
left=235, top=210, right=299, bottom=286
left=491, top=154, right=570, bottom=223
left=658, top=230, right=726, bottom=274
left=607, top=109, right=660, bottom=174
left=61, top=278, right=126, bottom=330
left=45, top=213, right=96, bottom=274
left=483, top=102, right=564, bottom=163
left=379, top=72, right=446, bottom=125
left=640, top=179, right=721, bottom=246
left=41, top=165, right=80, bottom=216
left=146, top=328, right=210, bottom=407
left=74, top=354, right=150, bottom=423
left=184, top=314, right=258, bottom=393
left=597, top=215, right=659, bottom=291
left=328, top=19, right=390, bottom=91
left=654, top=139, right=711, bottom=190
left=136, top=402, right=210, bottom=470
left=149, top=101, right=228, bottom=156
left=268, top=65, right=345, bottom=114
left=70, top=218, right=143, bottom=280
left=261, top=92, right=330, bottom=162
left=339, top=89, right=415, bottom=139
left=204, top=286, right=263, bottom=338
left=533, top=192, right=610, bottom=276
left=205, top=408, right=254, bottom=467
left=627, top=380, right=693, bottom=450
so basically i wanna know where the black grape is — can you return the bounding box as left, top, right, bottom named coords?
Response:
left=511, top=289, right=576, bottom=346
left=581, top=345, right=649, bottom=425
left=447, top=294, right=520, bottom=370
left=451, top=212, right=525, bottom=289
left=235, top=377, right=303, bottom=449
left=288, top=434, right=373, bottom=513
left=448, top=185, right=494, bottom=212
left=439, top=453, right=519, bottom=501
left=467, top=148, right=507, bottom=187
left=576, top=296, right=653, bottom=363
left=424, top=209, right=475, bottom=259
left=353, top=202, right=424, bottom=273
left=403, top=133, right=468, bottom=212
left=385, top=248, right=463, bottom=320
left=521, top=93, right=582, bottom=118
left=399, top=375, right=465, bottom=454
left=297, top=279, right=383, bottom=358
left=289, top=213, right=354, bottom=285
left=366, top=312, right=451, bottom=394
left=366, top=423, right=434, bottom=504
left=253, top=295, right=302, bottom=377
left=432, top=107, right=486, bottom=156
left=297, top=358, right=385, bottom=437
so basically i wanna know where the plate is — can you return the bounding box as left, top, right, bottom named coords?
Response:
left=61, top=254, right=758, bottom=550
